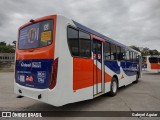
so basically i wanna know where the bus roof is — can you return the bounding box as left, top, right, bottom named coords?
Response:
left=73, top=20, right=140, bottom=54
left=144, top=56, right=160, bottom=58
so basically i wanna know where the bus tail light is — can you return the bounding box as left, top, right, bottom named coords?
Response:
left=49, top=58, right=58, bottom=89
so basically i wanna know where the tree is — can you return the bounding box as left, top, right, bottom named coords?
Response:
left=0, top=41, right=6, bottom=46
left=0, top=41, right=15, bottom=53
left=130, top=45, right=160, bottom=56
left=149, top=49, right=159, bottom=56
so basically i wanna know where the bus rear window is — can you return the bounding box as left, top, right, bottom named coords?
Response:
left=18, top=20, right=53, bottom=50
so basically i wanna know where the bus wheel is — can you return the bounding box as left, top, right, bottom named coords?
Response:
left=108, top=77, right=118, bottom=97
left=134, top=72, right=139, bottom=83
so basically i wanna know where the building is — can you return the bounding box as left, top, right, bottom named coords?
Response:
left=0, top=53, right=15, bottom=62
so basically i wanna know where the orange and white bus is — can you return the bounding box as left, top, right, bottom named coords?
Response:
left=14, top=15, right=142, bottom=106
left=142, top=56, right=160, bottom=73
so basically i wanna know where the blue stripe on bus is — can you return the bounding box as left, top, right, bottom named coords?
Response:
left=103, top=60, right=138, bottom=76
left=121, top=61, right=138, bottom=76
left=104, top=60, right=120, bottom=74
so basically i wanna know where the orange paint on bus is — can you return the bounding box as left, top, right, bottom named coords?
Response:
left=91, top=34, right=105, bottom=42
left=93, top=63, right=102, bottom=85
left=105, top=72, right=112, bottom=82
left=73, top=58, right=112, bottom=90
left=73, top=58, right=93, bottom=90
left=151, top=63, right=159, bottom=69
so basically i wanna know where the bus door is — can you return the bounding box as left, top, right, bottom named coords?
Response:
left=93, top=39, right=104, bottom=96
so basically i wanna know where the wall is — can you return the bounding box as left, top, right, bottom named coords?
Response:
left=0, top=53, right=15, bottom=72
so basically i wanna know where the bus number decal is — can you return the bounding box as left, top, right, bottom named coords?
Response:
left=43, top=23, right=49, bottom=31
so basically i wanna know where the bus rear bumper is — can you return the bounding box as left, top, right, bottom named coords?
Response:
left=14, top=82, right=63, bottom=107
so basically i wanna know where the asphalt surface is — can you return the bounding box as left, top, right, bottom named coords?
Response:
left=0, top=71, right=160, bottom=120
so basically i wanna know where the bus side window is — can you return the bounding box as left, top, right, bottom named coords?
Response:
left=111, top=44, right=117, bottom=60
left=79, top=31, right=91, bottom=57
left=130, top=52, right=133, bottom=62
left=104, top=42, right=111, bottom=60
left=67, top=27, right=79, bottom=56
left=135, top=53, right=139, bottom=63
left=133, top=53, right=136, bottom=63
left=126, top=50, right=130, bottom=61
left=121, top=48, right=126, bottom=60
left=136, top=55, right=139, bottom=63
left=116, top=46, right=121, bottom=61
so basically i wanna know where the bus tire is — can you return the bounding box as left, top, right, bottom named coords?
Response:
left=108, top=77, right=118, bottom=97
left=134, top=72, right=139, bottom=83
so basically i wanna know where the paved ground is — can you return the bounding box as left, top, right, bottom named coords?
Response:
left=0, top=72, right=160, bottom=120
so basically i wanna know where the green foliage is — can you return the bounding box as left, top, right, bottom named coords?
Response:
left=141, top=52, right=147, bottom=56
left=149, top=49, right=159, bottom=56
left=125, top=45, right=159, bottom=57
left=141, top=49, right=160, bottom=56
left=0, top=41, right=15, bottom=53
left=0, top=41, right=6, bottom=46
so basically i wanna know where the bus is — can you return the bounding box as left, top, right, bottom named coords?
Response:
left=142, top=56, right=160, bottom=73
left=14, top=15, right=142, bottom=106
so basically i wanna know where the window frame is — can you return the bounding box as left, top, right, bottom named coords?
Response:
left=18, top=19, right=54, bottom=50
left=126, top=50, right=130, bottom=61
left=130, top=51, right=133, bottom=62
left=79, top=30, right=91, bottom=58
left=133, top=53, right=138, bottom=63
left=149, top=57, right=159, bottom=63
left=104, top=41, right=111, bottom=60
left=67, top=26, right=91, bottom=58
left=121, top=48, right=126, bottom=61
left=110, top=43, right=117, bottom=61
left=67, top=26, right=79, bottom=57
left=116, top=46, right=121, bottom=61
left=104, top=42, right=129, bottom=61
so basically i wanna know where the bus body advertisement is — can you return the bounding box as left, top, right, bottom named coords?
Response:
left=14, top=15, right=142, bottom=106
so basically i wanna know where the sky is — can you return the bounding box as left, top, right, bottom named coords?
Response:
left=0, top=0, right=160, bottom=51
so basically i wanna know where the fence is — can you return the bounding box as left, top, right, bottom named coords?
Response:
left=0, top=53, right=15, bottom=72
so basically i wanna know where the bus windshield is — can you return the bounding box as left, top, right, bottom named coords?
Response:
left=18, top=20, right=53, bottom=50
left=149, top=57, right=158, bottom=63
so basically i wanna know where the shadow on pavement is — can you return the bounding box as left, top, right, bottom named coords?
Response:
left=23, top=81, right=138, bottom=111
left=142, top=72, right=160, bottom=76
